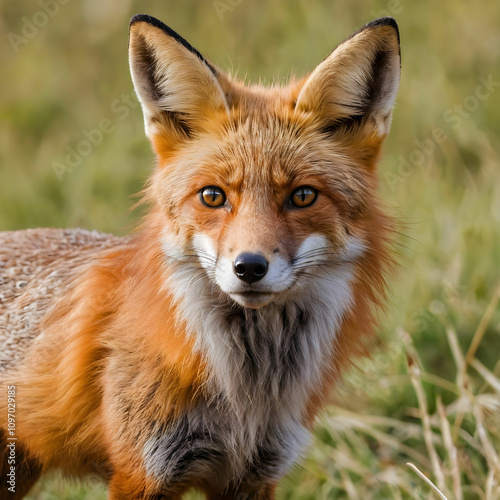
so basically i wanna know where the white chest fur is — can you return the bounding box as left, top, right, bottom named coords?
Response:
left=143, top=238, right=357, bottom=487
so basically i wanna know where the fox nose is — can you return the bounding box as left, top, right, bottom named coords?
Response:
left=233, top=253, right=268, bottom=284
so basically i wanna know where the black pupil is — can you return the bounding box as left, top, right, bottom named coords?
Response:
left=298, top=189, right=309, bottom=202
left=204, top=188, right=222, bottom=205
left=295, top=188, right=314, bottom=205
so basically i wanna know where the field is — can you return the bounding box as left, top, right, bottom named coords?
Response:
left=1, top=0, right=499, bottom=498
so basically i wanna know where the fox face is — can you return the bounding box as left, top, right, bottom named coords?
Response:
left=129, top=15, right=400, bottom=312
left=161, top=118, right=370, bottom=310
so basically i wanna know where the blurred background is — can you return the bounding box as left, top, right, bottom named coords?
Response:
left=1, top=0, right=499, bottom=498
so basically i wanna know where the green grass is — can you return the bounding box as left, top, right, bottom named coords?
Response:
left=2, top=0, right=499, bottom=498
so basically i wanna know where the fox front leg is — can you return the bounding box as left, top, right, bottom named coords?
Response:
left=0, top=432, right=42, bottom=500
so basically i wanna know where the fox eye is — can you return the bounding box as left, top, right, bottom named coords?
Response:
left=290, top=186, right=318, bottom=208
left=200, top=186, right=226, bottom=208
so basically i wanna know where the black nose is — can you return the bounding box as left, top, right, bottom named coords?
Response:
left=233, top=253, right=269, bottom=284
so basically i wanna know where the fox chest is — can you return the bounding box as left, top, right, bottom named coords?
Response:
left=141, top=402, right=308, bottom=489
left=138, top=302, right=337, bottom=489
left=140, top=307, right=315, bottom=488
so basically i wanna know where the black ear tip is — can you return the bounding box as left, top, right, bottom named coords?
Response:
left=367, top=17, right=399, bottom=31
left=344, top=16, right=400, bottom=48
left=366, top=17, right=400, bottom=43
left=128, top=14, right=215, bottom=75
left=130, top=14, right=164, bottom=30
left=130, top=14, right=151, bottom=27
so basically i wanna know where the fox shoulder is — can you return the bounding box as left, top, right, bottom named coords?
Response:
left=0, top=228, right=126, bottom=372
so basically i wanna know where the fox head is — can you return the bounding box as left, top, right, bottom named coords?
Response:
left=129, top=15, right=400, bottom=310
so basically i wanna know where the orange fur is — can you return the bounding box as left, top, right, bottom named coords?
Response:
left=0, top=15, right=400, bottom=499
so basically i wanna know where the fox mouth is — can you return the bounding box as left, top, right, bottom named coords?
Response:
left=228, top=290, right=276, bottom=309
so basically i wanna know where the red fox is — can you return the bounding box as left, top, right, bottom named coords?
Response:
left=0, top=14, right=400, bottom=499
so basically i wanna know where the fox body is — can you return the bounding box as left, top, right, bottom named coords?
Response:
left=0, top=15, right=400, bottom=499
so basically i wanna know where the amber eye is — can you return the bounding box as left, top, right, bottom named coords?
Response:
left=290, top=186, right=318, bottom=208
left=200, top=186, right=226, bottom=208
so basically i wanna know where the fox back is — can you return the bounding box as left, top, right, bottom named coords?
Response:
left=0, top=15, right=400, bottom=500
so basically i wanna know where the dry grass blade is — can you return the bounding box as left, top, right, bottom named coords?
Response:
left=465, top=286, right=500, bottom=366
left=446, top=326, right=467, bottom=392
left=407, top=354, right=448, bottom=494
left=340, top=469, right=357, bottom=500
left=472, top=403, right=500, bottom=477
left=421, top=372, right=461, bottom=396
left=327, top=410, right=432, bottom=466
left=446, top=326, right=470, bottom=443
left=471, top=358, right=500, bottom=393
left=484, top=468, right=500, bottom=500
left=406, top=462, right=449, bottom=500
left=437, top=397, right=463, bottom=500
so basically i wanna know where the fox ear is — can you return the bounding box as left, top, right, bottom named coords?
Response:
left=129, top=15, right=229, bottom=149
left=295, top=17, right=400, bottom=137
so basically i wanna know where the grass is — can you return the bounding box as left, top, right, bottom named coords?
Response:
left=275, top=290, right=500, bottom=499
left=2, top=0, right=499, bottom=498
